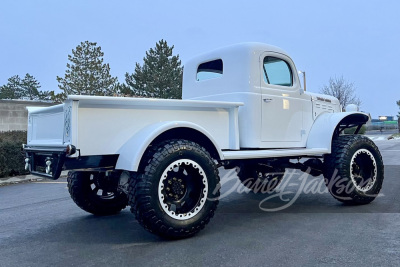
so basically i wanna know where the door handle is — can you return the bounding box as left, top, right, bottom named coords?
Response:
left=263, top=98, right=273, bottom=103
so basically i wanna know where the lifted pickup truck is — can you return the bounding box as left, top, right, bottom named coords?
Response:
left=24, top=43, right=384, bottom=238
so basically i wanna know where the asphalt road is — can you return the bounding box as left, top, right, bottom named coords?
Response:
left=1, top=140, right=400, bottom=267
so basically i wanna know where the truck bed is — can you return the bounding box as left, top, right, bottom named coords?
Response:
left=27, top=95, right=243, bottom=155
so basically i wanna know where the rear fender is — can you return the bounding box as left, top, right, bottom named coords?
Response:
left=115, top=121, right=224, bottom=172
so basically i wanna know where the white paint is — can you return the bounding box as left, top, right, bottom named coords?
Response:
left=183, top=43, right=341, bottom=149
left=25, top=43, right=370, bottom=173
left=223, top=148, right=329, bottom=160
left=27, top=104, right=64, bottom=146
left=346, top=104, right=359, bottom=112
left=307, top=112, right=369, bottom=151
left=115, top=121, right=224, bottom=171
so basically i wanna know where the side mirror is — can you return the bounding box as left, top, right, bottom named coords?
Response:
left=298, top=70, right=306, bottom=91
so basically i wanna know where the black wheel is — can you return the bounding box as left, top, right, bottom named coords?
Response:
left=236, top=163, right=285, bottom=193
left=128, top=139, right=220, bottom=239
left=67, top=171, right=128, bottom=215
left=324, top=135, right=384, bottom=204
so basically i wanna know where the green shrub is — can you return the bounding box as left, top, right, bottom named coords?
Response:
left=0, top=131, right=28, bottom=178
left=343, top=125, right=366, bottom=135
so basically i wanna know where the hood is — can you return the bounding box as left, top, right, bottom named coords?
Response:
left=305, top=92, right=340, bottom=106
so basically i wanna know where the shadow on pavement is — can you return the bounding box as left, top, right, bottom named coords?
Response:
left=24, top=166, right=399, bottom=246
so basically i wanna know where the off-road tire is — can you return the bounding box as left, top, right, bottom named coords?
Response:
left=128, top=139, right=220, bottom=239
left=237, top=164, right=285, bottom=193
left=324, top=135, right=384, bottom=204
left=67, top=171, right=128, bottom=215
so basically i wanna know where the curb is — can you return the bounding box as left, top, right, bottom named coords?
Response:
left=365, top=135, right=389, bottom=141
left=0, top=172, right=68, bottom=187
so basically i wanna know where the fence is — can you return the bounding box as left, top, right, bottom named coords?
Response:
left=365, top=120, right=399, bottom=131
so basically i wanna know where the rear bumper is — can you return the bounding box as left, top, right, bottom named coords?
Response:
left=24, top=145, right=119, bottom=180
left=24, top=145, right=67, bottom=179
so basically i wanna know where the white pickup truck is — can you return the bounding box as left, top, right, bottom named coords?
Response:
left=24, top=43, right=384, bottom=238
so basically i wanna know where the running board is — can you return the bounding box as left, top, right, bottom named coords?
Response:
left=222, top=148, right=329, bottom=160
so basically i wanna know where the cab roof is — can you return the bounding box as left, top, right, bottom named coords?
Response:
left=184, top=42, right=289, bottom=67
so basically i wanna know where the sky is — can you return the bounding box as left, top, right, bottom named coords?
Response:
left=0, top=0, right=399, bottom=119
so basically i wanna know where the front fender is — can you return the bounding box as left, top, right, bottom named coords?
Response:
left=306, top=112, right=369, bottom=152
left=115, top=121, right=224, bottom=172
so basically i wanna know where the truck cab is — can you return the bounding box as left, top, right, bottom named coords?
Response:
left=183, top=43, right=340, bottom=149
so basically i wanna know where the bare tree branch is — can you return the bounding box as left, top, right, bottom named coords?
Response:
left=320, top=76, right=362, bottom=109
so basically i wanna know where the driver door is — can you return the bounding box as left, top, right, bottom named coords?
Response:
left=260, top=52, right=305, bottom=147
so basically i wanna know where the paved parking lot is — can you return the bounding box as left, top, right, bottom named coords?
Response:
left=0, top=140, right=399, bottom=266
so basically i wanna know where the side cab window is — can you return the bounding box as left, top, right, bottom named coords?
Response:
left=197, top=59, right=223, bottom=81
left=263, top=56, right=293, bottom=87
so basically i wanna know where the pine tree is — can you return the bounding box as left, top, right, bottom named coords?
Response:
left=21, top=73, right=41, bottom=100
left=49, top=91, right=66, bottom=103
left=0, top=75, right=23, bottom=99
left=113, top=82, right=132, bottom=96
left=125, top=40, right=183, bottom=99
left=0, top=74, right=52, bottom=101
left=57, top=41, right=117, bottom=97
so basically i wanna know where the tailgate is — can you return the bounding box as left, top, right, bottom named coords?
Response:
left=27, top=103, right=66, bottom=146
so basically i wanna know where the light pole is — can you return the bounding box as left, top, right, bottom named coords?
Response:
left=298, top=70, right=306, bottom=91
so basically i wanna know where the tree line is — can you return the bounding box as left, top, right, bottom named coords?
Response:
left=0, top=39, right=183, bottom=102
left=0, top=73, right=52, bottom=101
